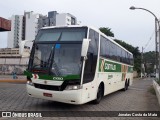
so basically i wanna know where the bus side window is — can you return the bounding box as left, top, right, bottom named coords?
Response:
left=122, top=50, right=124, bottom=63
left=127, top=53, right=130, bottom=64
left=105, top=38, right=110, bottom=58
left=100, top=36, right=106, bottom=58
left=100, top=36, right=110, bottom=59
left=83, top=29, right=98, bottom=84
left=109, top=42, right=114, bottom=59
left=117, top=47, right=121, bottom=62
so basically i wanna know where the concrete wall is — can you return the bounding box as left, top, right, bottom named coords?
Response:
left=133, top=71, right=138, bottom=78
left=0, top=65, right=27, bottom=75
left=0, top=58, right=29, bottom=65
left=153, top=80, right=160, bottom=106
left=0, top=57, right=29, bottom=75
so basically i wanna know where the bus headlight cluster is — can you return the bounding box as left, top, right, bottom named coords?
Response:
left=65, top=85, right=82, bottom=90
left=27, top=80, right=34, bottom=86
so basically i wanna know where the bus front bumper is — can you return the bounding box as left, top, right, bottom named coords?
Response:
left=27, top=84, right=83, bottom=105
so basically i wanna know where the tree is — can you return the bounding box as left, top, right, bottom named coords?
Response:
left=143, top=51, right=155, bottom=74
left=99, top=27, right=114, bottom=37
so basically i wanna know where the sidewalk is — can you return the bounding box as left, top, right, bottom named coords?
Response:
left=0, top=75, right=27, bottom=83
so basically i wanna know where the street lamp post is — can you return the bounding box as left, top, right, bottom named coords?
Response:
left=141, top=46, right=144, bottom=78
left=130, top=6, right=160, bottom=79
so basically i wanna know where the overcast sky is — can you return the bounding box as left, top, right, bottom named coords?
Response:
left=1, top=0, right=160, bottom=52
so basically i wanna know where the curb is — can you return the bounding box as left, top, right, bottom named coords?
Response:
left=0, top=79, right=27, bottom=83
left=153, top=80, right=160, bottom=106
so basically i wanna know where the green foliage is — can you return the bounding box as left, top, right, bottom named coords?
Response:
left=143, top=51, right=155, bottom=74
left=99, top=27, right=114, bottom=37
left=133, top=56, right=141, bottom=73
left=144, top=51, right=155, bottom=63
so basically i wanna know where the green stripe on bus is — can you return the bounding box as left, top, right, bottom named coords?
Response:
left=24, top=70, right=32, bottom=77
left=99, top=58, right=133, bottom=73
left=99, top=58, right=121, bottom=72
left=24, top=70, right=80, bottom=81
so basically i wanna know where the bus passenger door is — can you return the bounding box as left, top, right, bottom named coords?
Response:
left=82, top=52, right=97, bottom=102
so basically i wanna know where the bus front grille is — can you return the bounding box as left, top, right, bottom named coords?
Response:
left=34, top=83, right=61, bottom=91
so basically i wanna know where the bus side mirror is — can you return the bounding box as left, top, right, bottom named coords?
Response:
left=19, top=40, right=33, bottom=55
left=81, top=38, right=91, bottom=57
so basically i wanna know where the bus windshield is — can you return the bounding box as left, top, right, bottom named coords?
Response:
left=32, top=43, right=82, bottom=76
left=36, top=27, right=86, bottom=42
left=29, top=27, right=87, bottom=76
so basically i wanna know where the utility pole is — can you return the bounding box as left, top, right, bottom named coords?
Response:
left=141, top=47, right=144, bottom=78
left=155, top=19, right=158, bottom=77
left=158, top=21, right=160, bottom=80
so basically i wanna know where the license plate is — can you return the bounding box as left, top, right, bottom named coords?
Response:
left=43, top=93, right=52, bottom=97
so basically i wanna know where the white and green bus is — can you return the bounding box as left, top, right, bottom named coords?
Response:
left=24, top=25, right=133, bottom=104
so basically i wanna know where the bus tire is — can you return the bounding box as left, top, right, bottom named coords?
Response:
left=93, top=83, right=104, bottom=104
left=128, top=79, right=130, bottom=86
left=123, top=80, right=128, bottom=91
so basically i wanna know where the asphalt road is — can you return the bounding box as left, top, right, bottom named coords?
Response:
left=0, top=78, right=160, bottom=120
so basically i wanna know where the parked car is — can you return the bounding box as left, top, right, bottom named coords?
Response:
left=150, top=73, right=156, bottom=78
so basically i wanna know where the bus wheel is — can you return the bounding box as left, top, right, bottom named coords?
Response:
left=123, top=80, right=128, bottom=91
left=93, top=84, right=104, bottom=104
left=128, top=79, right=130, bottom=86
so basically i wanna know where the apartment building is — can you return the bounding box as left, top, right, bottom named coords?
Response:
left=7, top=11, right=78, bottom=49
left=56, top=13, right=77, bottom=26
left=7, top=15, right=23, bottom=48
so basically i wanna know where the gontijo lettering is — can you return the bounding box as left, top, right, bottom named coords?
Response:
left=105, top=63, right=116, bottom=70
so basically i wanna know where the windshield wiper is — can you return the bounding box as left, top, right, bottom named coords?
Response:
left=47, top=45, right=61, bottom=76
left=50, top=33, right=62, bottom=76
left=57, top=32, right=62, bottom=41
left=48, top=47, right=53, bottom=65
left=47, top=33, right=62, bottom=66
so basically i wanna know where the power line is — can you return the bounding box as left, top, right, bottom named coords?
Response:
left=143, top=30, right=155, bottom=51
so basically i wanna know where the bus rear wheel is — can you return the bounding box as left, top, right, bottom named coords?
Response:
left=93, top=84, right=103, bottom=104
left=123, top=80, right=128, bottom=91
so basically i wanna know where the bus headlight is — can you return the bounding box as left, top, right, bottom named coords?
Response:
left=65, top=85, right=82, bottom=90
left=27, top=80, right=34, bottom=86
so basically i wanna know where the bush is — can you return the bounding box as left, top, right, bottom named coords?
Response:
left=155, top=78, right=160, bottom=85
